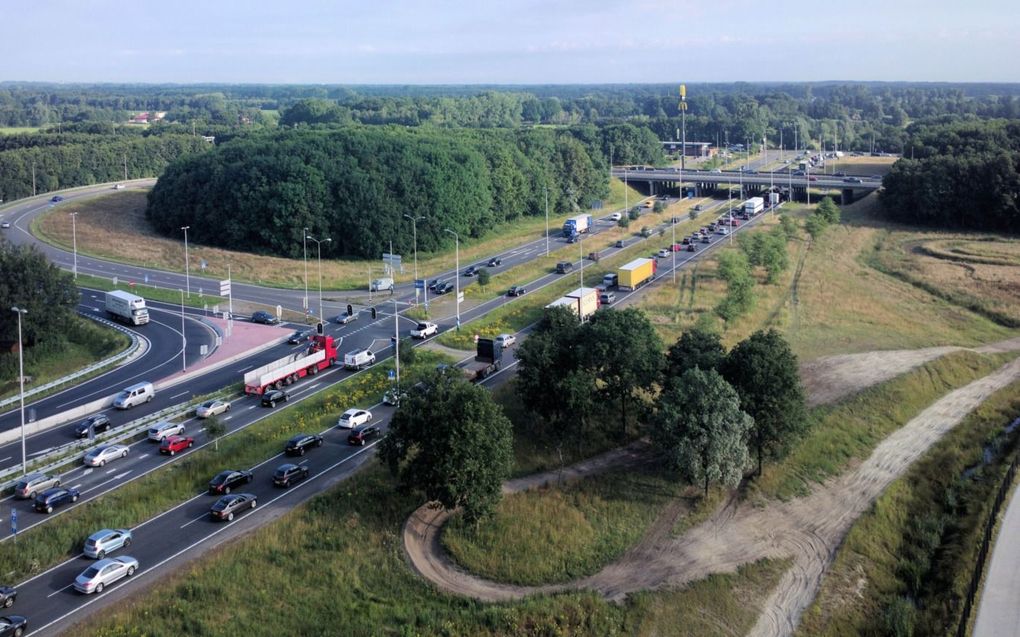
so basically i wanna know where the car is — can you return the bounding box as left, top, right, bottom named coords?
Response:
left=555, top=261, right=574, bottom=274
left=693, top=204, right=702, bottom=211
left=686, top=243, right=696, bottom=252
left=681, top=237, right=691, bottom=246
left=196, top=399, right=231, bottom=418
left=0, top=616, right=27, bottom=637
left=348, top=424, right=381, bottom=446
left=609, top=212, right=622, bottom=222
left=844, top=176, right=863, bottom=183
left=716, top=227, right=729, bottom=235
left=336, top=312, right=359, bottom=325
left=566, top=234, right=577, bottom=244
left=287, top=330, right=311, bottom=345
left=159, top=435, right=194, bottom=456
left=411, top=321, right=438, bottom=339
left=113, top=183, right=125, bottom=190
left=833, top=171, right=846, bottom=177
left=495, top=333, right=516, bottom=348
left=427, top=279, right=442, bottom=291
left=433, top=281, right=452, bottom=295
left=657, top=248, right=670, bottom=258
left=210, top=493, right=257, bottom=521
left=870, top=174, right=883, bottom=180
left=487, top=257, right=502, bottom=267
left=0, top=586, right=15, bottom=609
left=50, top=195, right=64, bottom=203
left=337, top=408, right=373, bottom=429
left=615, top=240, right=625, bottom=248
left=250, top=311, right=280, bottom=325
left=792, top=170, right=805, bottom=176
left=284, top=433, right=324, bottom=456
left=14, top=473, right=60, bottom=500
left=84, top=528, right=133, bottom=559
left=343, top=348, right=376, bottom=370
left=711, top=168, right=723, bottom=173
left=273, top=463, right=310, bottom=488
left=147, top=421, right=184, bottom=442
left=83, top=444, right=129, bottom=467
left=462, top=265, right=478, bottom=277
left=0, top=222, right=9, bottom=229
left=74, top=556, right=138, bottom=594
left=600, top=292, right=616, bottom=305
left=261, top=389, right=289, bottom=407
left=507, top=285, right=526, bottom=297
left=74, top=413, right=112, bottom=438
left=700, top=235, right=711, bottom=244
left=208, top=469, right=254, bottom=494
left=808, top=176, right=818, bottom=181
left=34, top=487, right=80, bottom=513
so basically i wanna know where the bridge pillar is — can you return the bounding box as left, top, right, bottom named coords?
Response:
left=841, top=188, right=855, bottom=205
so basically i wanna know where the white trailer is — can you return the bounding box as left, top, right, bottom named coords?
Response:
left=105, top=290, right=149, bottom=325
left=743, top=197, right=765, bottom=215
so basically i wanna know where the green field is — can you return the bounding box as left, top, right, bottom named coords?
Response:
left=0, top=126, right=40, bottom=135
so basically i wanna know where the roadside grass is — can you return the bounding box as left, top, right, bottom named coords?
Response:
left=33, top=179, right=647, bottom=292
left=797, top=378, right=1020, bottom=636
left=0, top=127, right=40, bottom=135
left=828, top=155, right=897, bottom=176
left=443, top=463, right=683, bottom=586
left=750, top=349, right=1017, bottom=502
left=0, top=353, right=448, bottom=586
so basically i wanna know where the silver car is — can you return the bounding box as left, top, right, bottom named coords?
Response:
left=14, top=472, right=60, bottom=499
left=74, top=555, right=138, bottom=594
left=196, top=399, right=231, bottom=418
left=84, top=528, right=133, bottom=559
left=83, top=444, right=129, bottom=467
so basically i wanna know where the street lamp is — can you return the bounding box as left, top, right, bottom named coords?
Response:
left=544, top=185, right=550, bottom=257
left=302, top=228, right=309, bottom=313
left=444, top=229, right=460, bottom=329
left=180, top=226, right=191, bottom=297
left=11, top=307, right=27, bottom=476
left=404, top=214, right=425, bottom=304
left=69, top=212, right=78, bottom=279
left=179, top=290, right=186, bottom=372
left=305, top=235, right=331, bottom=322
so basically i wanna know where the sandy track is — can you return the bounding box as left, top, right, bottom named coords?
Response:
left=402, top=339, right=1020, bottom=635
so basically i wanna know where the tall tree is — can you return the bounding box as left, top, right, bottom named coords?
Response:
left=378, top=368, right=513, bottom=522
left=816, top=197, right=841, bottom=224
left=0, top=239, right=78, bottom=345
left=720, top=329, right=807, bottom=476
left=665, top=327, right=726, bottom=381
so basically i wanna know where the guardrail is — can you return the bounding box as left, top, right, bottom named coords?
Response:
left=0, top=312, right=145, bottom=411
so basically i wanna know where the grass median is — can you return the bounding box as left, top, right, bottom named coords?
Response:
left=0, top=352, right=448, bottom=586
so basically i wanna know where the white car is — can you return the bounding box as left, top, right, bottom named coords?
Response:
left=495, top=333, right=517, bottom=348
left=609, top=212, right=622, bottom=222
left=74, top=555, right=138, bottom=594
left=83, top=444, right=129, bottom=467
left=337, top=408, right=373, bottom=429
left=196, top=399, right=231, bottom=418
left=410, top=321, right=438, bottom=339
left=336, top=312, right=359, bottom=325
left=0, top=221, right=9, bottom=229
left=657, top=249, right=670, bottom=258
left=147, top=421, right=184, bottom=442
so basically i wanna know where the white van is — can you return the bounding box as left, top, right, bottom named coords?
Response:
left=343, top=349, right=376, bottom=370
left=370, top=278, right=394, bottom=292
left=113, top=382, right=154, bottom=409
left=147, top=421, right=184, bottom=442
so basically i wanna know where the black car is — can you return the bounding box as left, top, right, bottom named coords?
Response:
left=34, top=487, right=80, bottom=514
left=50, top=195, right=63, bottom=202
left=208, top=469, right=254, bottom=494
left=462, top=265, right=478, bottom=277
left=687, top=243, right=697, bottom=252
left=284, top=433, right=324, bottom=456
left=0, top=615, right=27, bottom=637
left=348, top=424, right=381, bottom=446
left=427, top=279, right=442, bottom=291
left=74, top=413, right=112, bottom=438
left=507, top=285, right=526, bottom=297
left=487, top=257, right=502, bottom=267
left=273, top=463, right=310, bottom=488
left=287, top=330, right=311, bottom=345
left=261, top=389, right=289, bottom=407
left=0, top=586, right=15, bottom=609
left=210, top=493, right=257, bottom=521
left=434, top=281, right=452, bottom=295
left=555, top=261, right=574, bottom=274
left=251, top=311, right=280, bottom=325
left=681, top=237, right=691, bottom=245
left=615, top=240, right=625, bottom=248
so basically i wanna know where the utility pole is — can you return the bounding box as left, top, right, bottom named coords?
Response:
left=544, top=185, right=550, bottom=256
left=70, top=212, right=79, bottom=279
left=302, top=228, right=309, bottom=312
left=679, top=84, right=688, bottom=172
left=179, top=290, right=187, bottom=372
left=11, top=307, right=27, bottom=477
left=123, top=153, right=128, bottom=181
left=404, top=214, right=424, bottom=305
left=306, top=235, right=330, bottom=322
left=393, top=299, right=400, bottom=389
left=180, top=226, right=191, bottom=297
left=31, top=162, right=36, bottom=197
left=444, top=229, right=460, bottom=329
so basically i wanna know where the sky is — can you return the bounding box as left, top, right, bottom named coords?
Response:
left=2, top=0, right=1019, bottom=84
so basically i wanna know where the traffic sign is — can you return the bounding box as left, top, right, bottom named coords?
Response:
left=457, top=292, right=464, bottom=302
left=10, top=508, right=17, bottom=535
left=388, top=369, right=396, bottom=381
left=414, top=279, right=425, bottom=290
left=219, top=279, right=231, bottom=297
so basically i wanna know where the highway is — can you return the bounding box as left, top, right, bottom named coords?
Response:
left=611, top=166, right=882, bottom=191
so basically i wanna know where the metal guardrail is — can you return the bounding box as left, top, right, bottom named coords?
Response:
left=0, top=312, right=143, bottom=411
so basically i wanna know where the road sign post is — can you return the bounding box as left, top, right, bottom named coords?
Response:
left=10, top=507, right=17, bottom=540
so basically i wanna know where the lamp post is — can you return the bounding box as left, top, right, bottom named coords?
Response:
left=544, top=185, right=550, bottom=257
left=179, top=290, right=186, bottom=372
left=11, top=307, right=27, bottom=476
left=302, top=228, right=309, bottom=312
left=180, top=226, right=191, bottom=297
left=444, top=229, right=460, bottom=329
left=404, top=214, right=424, bottom=304
left=393, top=299, right=400, bottom=389
left=306, top=235, right=330, bottom=322
left=69, top=212, right=78, bottom=279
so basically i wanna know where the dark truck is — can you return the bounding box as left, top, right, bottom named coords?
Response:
left=461, top=338, right=504, bottom=383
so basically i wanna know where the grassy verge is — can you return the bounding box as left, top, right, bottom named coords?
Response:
left=797, top=378, right=1020, bottom=636
left=0, top=127, right=40, bottom=135
left=750, top=349, right=1016, bottom=502
left=0, top=352, right=449, bottom=586
left=442, top=463, right=684, bottom=586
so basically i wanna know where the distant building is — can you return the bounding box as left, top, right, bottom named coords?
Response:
left=128, top=111, right=167, bottom=124
left=201, top=135, right=216, bottom=144
left=661, top=141, right=717, bottom=158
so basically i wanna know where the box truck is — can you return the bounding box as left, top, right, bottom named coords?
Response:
left=105, top=290, right=149, bottom=325
left=562, top=214, right=592, bottom=238
left=743, top=197, right=765, bottom=216
left=617, top=258, right=656, bottom=292
left=544, top=287, right=600, bottom=321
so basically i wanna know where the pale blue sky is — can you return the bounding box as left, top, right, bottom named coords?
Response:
left=2, top=0, right=1018, bottom=83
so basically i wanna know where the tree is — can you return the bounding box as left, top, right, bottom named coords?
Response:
left=816, top=196, right=840, bottom=224
left=651, top=368, right=752, bottom=496
left=779, top=215, right=799, bottom=240
left=476, top=268, right=491, bottom=289
left=617, top=216, right=630, bottom=228
left=379, top=369, right=513, bottom=523
left=720, top=329, right=807, bottom=476
left=715, top=251, right=756, bottom=321
left=804, top=213, right=828, bottom=240
left=204, top=415, right=227, bottom=452
left=665, top=327, right=726, bottom=381
left=689, top=209, right=700, bottom=221
left=628, top=207, right=641, bottom=221
left=0, top=239, right=78, bottom=346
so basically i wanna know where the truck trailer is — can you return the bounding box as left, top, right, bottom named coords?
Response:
left=461, top=338, right=504, bottom=382
left=743, top=197, right=764, bottom=216
left=105, top=290, right=149, bottom=325
left=244, top=335, right=339, bottom=395
left=617, top=258, right=656, bottom=292
left=562, top=214, right=592, bottom=238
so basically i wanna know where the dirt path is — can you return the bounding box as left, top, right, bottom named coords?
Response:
left=403, top=337, right=1020, bottom=634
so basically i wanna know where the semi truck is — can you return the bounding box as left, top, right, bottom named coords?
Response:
left=244, top=335, right=339, bottom=395
left=545, top=287, right=600, bottom=322
left=461, top=338, right=504, bottom=382
left=743, top=197, right=765, bottom=216
left=105, top=290, right=149, bottom=325
left=562, top=214, right=592, bottom=238
left=618, top=258, right=656, bottom=292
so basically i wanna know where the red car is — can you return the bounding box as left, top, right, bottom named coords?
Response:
left=159, top=435, right=194, bottom=456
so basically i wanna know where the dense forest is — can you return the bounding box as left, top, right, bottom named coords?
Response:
left=145, top=126, right=627, bottom=259
left=880, top=119, right=1020, bottom=232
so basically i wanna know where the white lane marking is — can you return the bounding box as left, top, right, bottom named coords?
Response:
left=83, top=471, right=133, bottom=494
left=170, top=391, right=189, bottom=400
left=47, top=584, right=74, bottom=598
left=0, top=457, right=11, bottom=463
left=70, top=484, right=82, bottom=490
left=180, top=512, right=208, bottom=529
left=236, top=365, right=254, bottom=373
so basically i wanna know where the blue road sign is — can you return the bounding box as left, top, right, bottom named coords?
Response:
left=414, top=279, right=425, bottom=290
left=388, top=369, right=396, bottom=381
left=10, top=508, right=17, bottom=535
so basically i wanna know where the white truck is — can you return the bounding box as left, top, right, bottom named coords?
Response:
left=105, top=290, right=149, bottom=325
left=545, top=287, right=600, bottom=322
left=743, top=197, right=765, bottom=216
left=370, top=277, right=394, bottom=292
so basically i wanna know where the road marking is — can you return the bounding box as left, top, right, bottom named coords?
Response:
left=170, top=391, right=189, bottom=400
left=47, top=584, right=73, bottom=598
left=83, top=471, right=133, bottom=494
left=236, top=365, right=254, bottom=373
left=71, top=484, right=82, bottom=490
left=0, top=457, right=10, bottom=463
left=180, top=512, right=208, bottom=529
